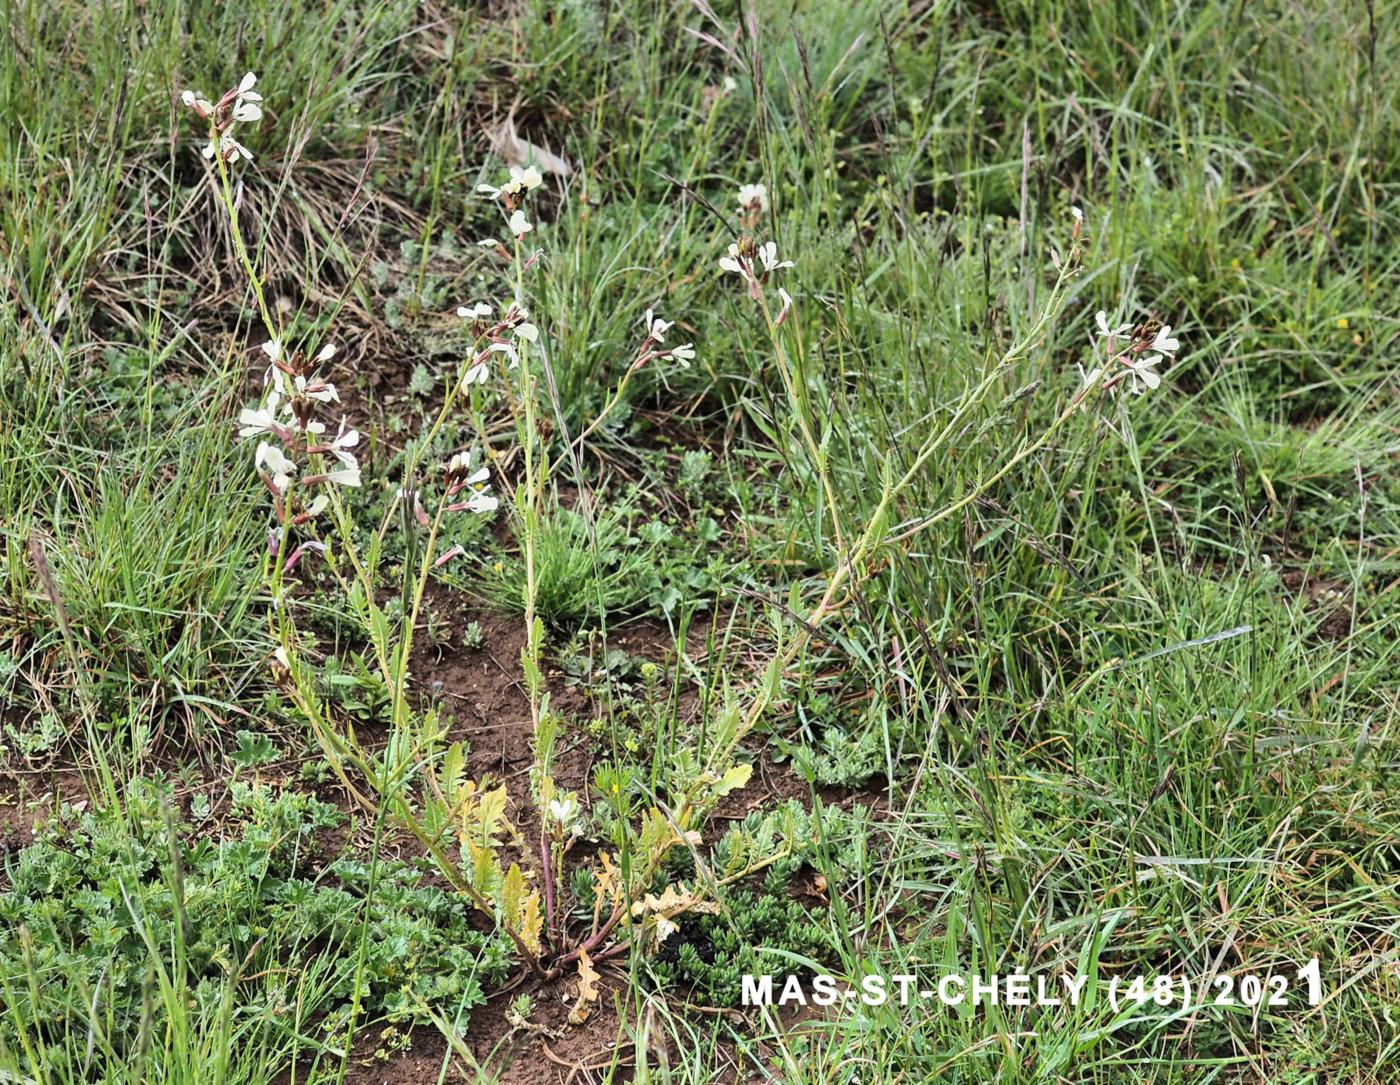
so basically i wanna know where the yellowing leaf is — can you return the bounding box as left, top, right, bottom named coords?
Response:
left=519, top=889, right=543, bottom=955
left=629, top=883, right=719, bottom=948
left=475, top=785, right=509, bottom=846
left=714, top=763, right=752, bottom=798
left=468, top=841, right=502, bottom=899
left=593, top=853, right=622, bottom=909
left=569, top=949, right=600, bottom=1025
left=501, top=863, right=527, bottom=929
left=500, top=864, right=543, bottom=955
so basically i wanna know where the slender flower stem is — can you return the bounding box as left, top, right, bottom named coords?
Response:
left=209, top=121, right=278, bottom=343
left=541, top=827, right=558, bottom=946
left=755, top=288, right=846, bottom=554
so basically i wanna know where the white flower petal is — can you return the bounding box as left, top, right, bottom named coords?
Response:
left=1152, top=326, right=1179, bottom=353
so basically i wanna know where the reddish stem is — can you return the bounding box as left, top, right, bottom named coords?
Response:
left=553, top=904, right=626, bottom=969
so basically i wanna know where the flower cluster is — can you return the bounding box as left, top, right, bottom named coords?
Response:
left=1081, top=312, right=1181, bottom=397
left=466, top=165, right=550, bottom=360
left=477, top=165, right=544, bottom=207
left=718, top=182, right=795, bottom=306
left=637, top=308, right=696, bottom=368
left=237, top=338, right=362, bottom=560
left=442, top=452, right=499, bottom=514
left=396, top=451, right=500, bottom=566
left=737, top=182, right=768, bottom=228
left=455, top=299, right=540, bottom=387
left=719, top=230, right=794, bottom=321
left=475, top=166, right=545, bottom=245
left=180, top=72, right=263, bottom=163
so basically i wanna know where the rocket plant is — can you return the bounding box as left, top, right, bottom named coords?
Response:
left=179, top=71, right=1179, bottom=1008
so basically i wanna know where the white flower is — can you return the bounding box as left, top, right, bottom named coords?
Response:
left=1095, top=311, right=1130, bottom=338
left=757, top=242, right=793, bottom=274
left=311, top=425, right=362, bottom=488
left=202, top=134, right=253, bottom=163
left=261, top=339, right=283, bottom=362
left=329, top=420, right=360, bottom=456
left=719, top=243, right=746, bottom=278
left=776, top=286, right=794, bottom=324
left=272, top=646, right=291, bottom=670
left=445, top=453, right=488, bottom=484
left=462, top=361, right=490, bottom=386
left=180, top=89, right=214, bottom=115
left=506, top=165, right=543, bottom=193
left=547, top=796, right=579, bottom=825
left=446, top=452, right=471, bottom=475
left=514, top=322, right=539, bottom=343
left=237, top=402, right=284, bottom=438
left=670, top=343, right=695, bottom=368
left=1150, top=325, right=1180, bottom=356
left=225, top=137, right=253, bottom=163
left=316, top=343, right=337, bottom=363
left=304, top=494, right=330, bottom=518
left=231, top=72, right=262, bottom=122
left=1070, top=205, right=1083, bottom=223
left=508, top=209, right=533, bottom=237
left=255, top=441, right=297, bottom=491
left=442, top=454, right=498, bottom=513
left=294, top=374, right=339, bottom=404
left=457, top=302, right=493, bottom=321
left=486, top=340, right=520, bottom=370
left=643, top=309, right=673, bottom=341
left=477, top=238, right=501, bottom=248
left=737, top=182, right=769, bottom=213
left=477, top=165, right=544, bottom=200
left=1122, top=355, right=1163, bottom=395
left=320, top=463, right=362, bottom=487
left=1081, top=356, right=1162, bottom=397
